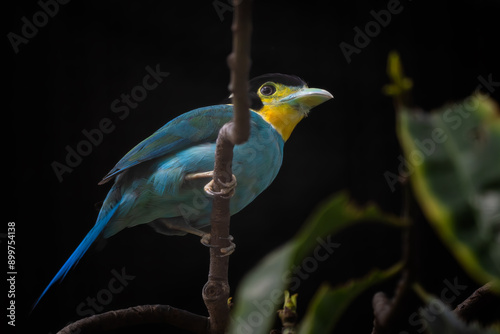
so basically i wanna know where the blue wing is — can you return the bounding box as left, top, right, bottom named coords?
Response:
left=98, top=105, right=234, bottom=184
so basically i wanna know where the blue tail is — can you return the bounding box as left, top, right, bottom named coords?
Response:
left=32, top=204, right=120, bottom=310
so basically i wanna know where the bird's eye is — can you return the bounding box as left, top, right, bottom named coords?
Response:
left=260, top=84, right=276, bottom=96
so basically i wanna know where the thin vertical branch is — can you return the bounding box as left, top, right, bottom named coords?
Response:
left=372, top=53, right=419, bottom=334
left=372, top=179, right=420, bottom=334
left=226, top=0, right=252, bottom=145
left=202, top=1, right=253, bottom=334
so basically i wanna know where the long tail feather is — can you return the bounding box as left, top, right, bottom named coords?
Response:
left=32, top=204, right=120, bottom=310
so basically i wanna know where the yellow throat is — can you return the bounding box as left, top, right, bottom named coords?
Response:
left=257, top=104, right=305, bottom=141
left=250, top=79, right=333, bottom=141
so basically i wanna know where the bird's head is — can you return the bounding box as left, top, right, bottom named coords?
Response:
left=244, top=73, right=333, bottom=141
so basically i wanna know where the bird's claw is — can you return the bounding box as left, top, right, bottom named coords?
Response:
left=185, top=171, right=237, bottom=199
left=200, top=233, right=215, bottom=248
left=218, top=235, right=236, bottom=257
left=200, top=234, right=236, bottom=257
left=204, top=174, right=237, bottom=199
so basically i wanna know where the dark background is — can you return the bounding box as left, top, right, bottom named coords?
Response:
left=8, top=0, right=500, bottom=333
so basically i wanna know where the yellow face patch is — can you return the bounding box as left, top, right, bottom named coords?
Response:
left=255, top=82, right=307, bottom=141
left=257, top=82, right=304, bottom=105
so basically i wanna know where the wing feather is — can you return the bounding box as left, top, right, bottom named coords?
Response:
left=98, top=105, right=233, bottom=185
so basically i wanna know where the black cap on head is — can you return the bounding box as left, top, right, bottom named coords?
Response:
left=248, top=73, right=306, bottom=92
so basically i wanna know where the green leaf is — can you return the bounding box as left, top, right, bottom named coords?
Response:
left=292, top=192, right=406, bottom=262
left=228, top=242, right=296, bottom=334
left=283, top=290, right=298, bottom=312
left=227, top=192, right=405, bottom=334
left=419, top=297, right=500, bottom=334
left=382, top=51, right=413, bottom=98
left=397, top=94, right=500, bottom=288
left=297, top=263, right=402, bottom=334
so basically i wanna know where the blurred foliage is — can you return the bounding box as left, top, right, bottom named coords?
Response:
left=297, top=264, right=401, bottom=334
left=227, top=193, right=404, bottom=334
left=397, top=94, right=500, bottom=289
left=227, top=52, right=500, bottom=334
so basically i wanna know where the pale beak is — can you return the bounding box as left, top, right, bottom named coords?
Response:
left=280, top=87, right=334, bottom=108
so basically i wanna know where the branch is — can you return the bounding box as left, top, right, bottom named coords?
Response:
left=454, top=282, right=500, bottom=324
left=202, top=1, right=253, bottom=333
left=226, top=0, right=252, bottom=145
left=56, top=305, right=209, bottom=334
left=372, top=180, right=420, bottom=334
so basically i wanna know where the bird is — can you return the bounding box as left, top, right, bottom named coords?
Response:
left=33, top=73, right=333, bottom=308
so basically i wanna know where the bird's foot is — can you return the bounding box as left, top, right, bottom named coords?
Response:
left=185, top=171, right=237, bottom=199
left=204, top=175, right=237, bottom=199
left=185, top=171, right=214, bottom=180
left=200, top=233, right=236, bottom=257
left=200, top=233, right=213, bottom=248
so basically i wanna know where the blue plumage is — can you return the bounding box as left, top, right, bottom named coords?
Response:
left=33, top=105, right=283, bottom=308
left=33, top=73, right=333, bottom=309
